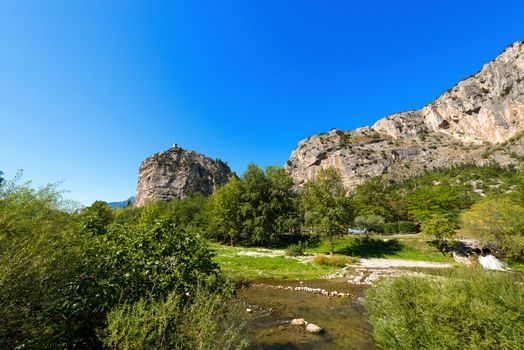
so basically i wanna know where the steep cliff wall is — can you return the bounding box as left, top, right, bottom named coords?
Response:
left=135, top=145, right=234, bottom=207
left=286, top=40, right=524, bottom=190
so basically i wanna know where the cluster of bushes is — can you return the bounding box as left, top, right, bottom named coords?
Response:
left=365, top=269, right=524, bottom=349
left=0, top=176, right=249, bottom=349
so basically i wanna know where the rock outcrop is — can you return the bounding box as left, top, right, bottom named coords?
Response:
left=286, top=40, right=524, bottom=190
left=134, top=145, right=234, bottom=207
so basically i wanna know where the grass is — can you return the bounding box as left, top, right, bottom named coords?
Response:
left=508, top=259, right=524, bottom=272
left=307, top=234, right=453, bottom=263
left=211, top=244, right=341, bottom=280
left=211, top=234, right=455, bottom=281
left=312, top=255, right=352, bottom=267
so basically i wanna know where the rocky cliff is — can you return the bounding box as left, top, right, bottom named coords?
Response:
left=286, top=40, right=524, bottom=190
left=134, top=145, right=235, bottom=207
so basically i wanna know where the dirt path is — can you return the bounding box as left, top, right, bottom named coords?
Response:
left=355, top=258, right=452, bottom=269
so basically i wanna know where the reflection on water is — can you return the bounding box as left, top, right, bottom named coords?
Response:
left=237, top=279, right=378, bottom=350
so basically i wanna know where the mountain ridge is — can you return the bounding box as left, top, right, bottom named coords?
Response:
left=286, top=40, right=524, bottom=190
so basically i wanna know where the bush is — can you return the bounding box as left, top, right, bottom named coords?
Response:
left=365, top=269, right=524, bottom=349
left=103, top=288, right=249, bottom=350
left=0, top=177, right=226, bottom=348
left=285, top=240, right=308, bottom=256
left=312, top=254, right=351, bottom=267
left=383, top=221, right=418, bottom=234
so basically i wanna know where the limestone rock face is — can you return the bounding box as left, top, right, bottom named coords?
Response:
left=135, top=145, right=234, bottom=207
left=286, top=40, right=524, bottom=190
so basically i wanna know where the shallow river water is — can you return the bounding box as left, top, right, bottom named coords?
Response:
left=237, top=278, right=378, bottom=350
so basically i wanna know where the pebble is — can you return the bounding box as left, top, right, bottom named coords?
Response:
left=252, top=283, right=352, bottom=298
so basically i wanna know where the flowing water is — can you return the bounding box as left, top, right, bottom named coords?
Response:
left=478, top=254, right=510, bottom=271
left=237, top=278, right=378, bottom=350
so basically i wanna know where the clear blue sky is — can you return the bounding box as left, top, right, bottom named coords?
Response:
left=1, top=1, right=523, bottom=205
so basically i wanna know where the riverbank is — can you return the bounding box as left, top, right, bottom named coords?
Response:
left=211, top=234, right=455, bottom=281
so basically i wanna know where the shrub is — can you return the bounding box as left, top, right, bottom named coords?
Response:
left=312, top=254, right=351, bottom=267
left=365, top=269, right=524, bottom=349
left=285, top=240, right=308, bottom=256
left=103, top=288, right=249, bottom=350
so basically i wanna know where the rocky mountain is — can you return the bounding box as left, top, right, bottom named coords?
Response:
left=286, top=40, right=524, bottom=190
left=134, top=145, right=235, bottom=207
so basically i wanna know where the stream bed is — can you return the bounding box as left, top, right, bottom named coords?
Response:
left=237, top=278, right=378, bottom=349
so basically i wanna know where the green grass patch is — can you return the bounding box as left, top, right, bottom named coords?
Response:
left=211, top=244, right=340, bottom=280
left=306, top=234, right=452, bottom=263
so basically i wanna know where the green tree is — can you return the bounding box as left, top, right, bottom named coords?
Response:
left=420, top=214, right=455, bottom=248
left=212, top=177, right=242, bottom=245
left=300, top=168, right=353, bottom=254
left=353, top=178, right=390, bottom=219
left=80, top=200, right=114, bottom=234
left=265, top=166, right=299, bottom=237
left=238, top=164, right=272, bottom=245
left=461, top=196, right=524, bottom=260
left=406, top=182, right=464, bottom=223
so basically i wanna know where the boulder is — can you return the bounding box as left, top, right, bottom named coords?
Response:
left=306, top=323, right=323, bottom=334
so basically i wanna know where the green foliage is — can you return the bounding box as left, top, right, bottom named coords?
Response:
left=352, top=178, right=390, bottom=219
left=285, top=240, right=308, bottom=256
left=300, top=168, right=353, bottom=254
left=354, top=215, right=385, bottom=233
left=211, top=164, right=298, bottom=246
left=461, top=196, right=524, bottom=260
left=0, top=173, right=74, bottom=239
left=0, top=175, right=229, bottom=348
left=352, top=163, right=517, bottom=224
left=0, top=177, right=104, bottom=348
left=82, top=200, right=114, bottom=226
left=212, top=177, right=242, bottom=245
left=103, top=288, right=249, bottom=350
left=420, top=214, right=455, bottom=247
left=365, top=269, right=524, bottom=349
left=383, top=221, right=417, bottom=234
left=406, top=181, right=466, bottom=223
left=100, top=221, right=221, bottom=302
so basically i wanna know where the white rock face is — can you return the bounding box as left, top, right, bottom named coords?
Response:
left=134, top=145, right=235, bottom=207
left=375, top=41, right=524, bottom=144
left=286, top=40, right=524, bottom=190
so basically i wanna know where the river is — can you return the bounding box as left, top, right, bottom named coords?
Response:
left=237, top=278, right=378, bottom=349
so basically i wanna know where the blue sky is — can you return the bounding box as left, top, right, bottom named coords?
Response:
left=1, top=1, right=523, bottom=205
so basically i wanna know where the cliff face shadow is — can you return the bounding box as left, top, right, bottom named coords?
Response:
left=336, top=236, right=402, bottom=258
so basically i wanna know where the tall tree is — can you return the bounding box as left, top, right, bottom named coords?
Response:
left=265, top=166, right=299, bottom=237
left=238, top=164, right=272, bottom=245
left=212, top=177, right=242, bottom=245
left=300, top=168, right=353, bottom=254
